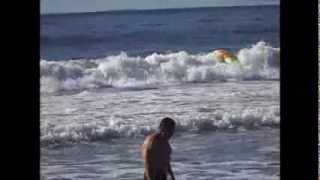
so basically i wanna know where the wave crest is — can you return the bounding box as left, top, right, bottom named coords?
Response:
left=41, top=107, right=279, bottom=147
left=41, top=41, right=279, bottom=93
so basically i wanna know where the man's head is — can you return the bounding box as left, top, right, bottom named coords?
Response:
left=159, top=117, right=176, bottom=139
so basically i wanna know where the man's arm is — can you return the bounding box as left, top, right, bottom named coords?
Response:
left=168, top=163, right=175, bottom=180
left=141, top=135, right=150, bottom=160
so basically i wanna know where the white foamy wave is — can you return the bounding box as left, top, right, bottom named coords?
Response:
left=41, top=107, right=279, bottom=146
left=41, top=41, right=279, bottom=93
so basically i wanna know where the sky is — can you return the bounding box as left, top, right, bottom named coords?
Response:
left=41, top=0, right=279, bottom=14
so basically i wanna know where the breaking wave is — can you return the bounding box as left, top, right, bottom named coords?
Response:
left=41, top=107, right=279, bottom=147
left=41, top=41, right=279, bottom=94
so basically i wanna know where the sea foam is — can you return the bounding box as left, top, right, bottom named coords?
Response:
left=41, top=41, right=279, bottom=94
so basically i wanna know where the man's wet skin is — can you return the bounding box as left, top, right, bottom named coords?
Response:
left=141, top=117, right=176, bottom=180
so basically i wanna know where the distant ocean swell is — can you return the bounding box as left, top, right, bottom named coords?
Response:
left=41, top=41, right=280, bottom=94
left=41, top=106, right=279, bottom=146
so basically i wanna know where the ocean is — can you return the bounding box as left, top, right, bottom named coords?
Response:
left=41, top=5, right=280, bottom=180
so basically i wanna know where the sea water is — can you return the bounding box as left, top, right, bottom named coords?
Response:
left=41, top=5, right=280, bottom=180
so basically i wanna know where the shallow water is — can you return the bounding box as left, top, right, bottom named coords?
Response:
left=41, top=81, right=279, bottom=180
left=41, top=129, right=279, bottom=180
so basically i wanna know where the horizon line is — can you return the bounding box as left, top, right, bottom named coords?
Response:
left=41, top=4, right=279, bottom=16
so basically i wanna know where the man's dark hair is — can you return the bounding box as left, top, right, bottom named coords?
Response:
left=159, top=117, right=176, bottom=131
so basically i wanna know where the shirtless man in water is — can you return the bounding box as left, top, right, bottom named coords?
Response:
left=141, top=117, right=176, bottom=180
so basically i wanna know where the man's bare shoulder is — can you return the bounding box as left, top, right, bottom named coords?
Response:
left=144, top=133, right=157, bottom=145
left=141, top=133, right=157, bottom=159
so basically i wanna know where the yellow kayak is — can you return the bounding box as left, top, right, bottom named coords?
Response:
left=212, top=49, right=239, bottom=64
